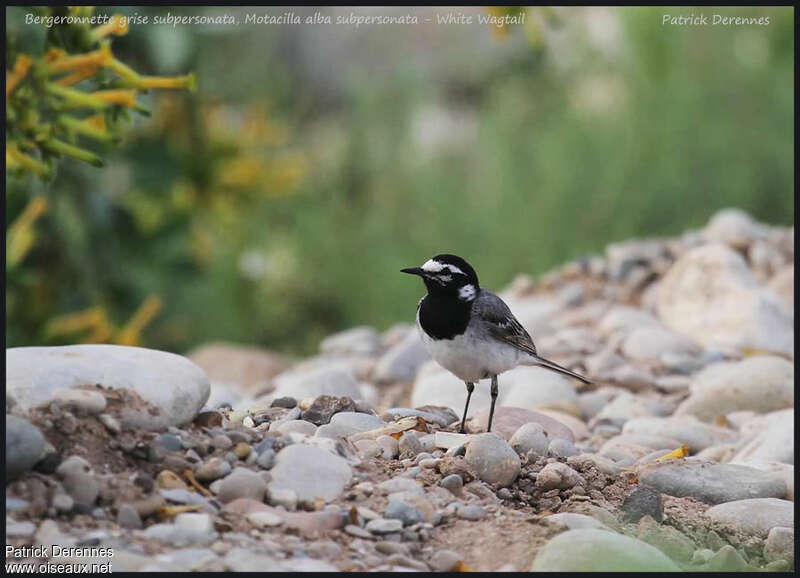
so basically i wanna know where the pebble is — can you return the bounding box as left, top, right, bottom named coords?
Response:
left=53, top=388, right=107, bottom=415
left=300, top=394, right=357, bottom=425
left=376, top=435, right=399, bottom=459
left=639, top=460, right=786, bottom=504
left=144, top=512, right=216, bottom=547
left=344, top=524, right=373, bottom=539
left=548, top=437, right=579, bottom=458
left=6, top=415, right=45, bottom=479
left=706, top=498, right=793, bottom=537
left=56, top=456, right=99, bottom=507
left=195, top=457, right=232, bottom=482
left=428, top=550, right=462, bottom=572
left=384, top=499, right=424, bottom=526
left=464, top=433, right=520, bottom=487
left=155, top=433, right=183, bottom=452
left=329, top=411, right=386, bottom=434
left=509, top=422, right=550, bottom=457
left=703, top=545, right=749, bottom=572
left=366, top=518, right=403, bottom=535
left=116, top=504, right=143, bottom=529
left=456, top=504, right=487, bottom=521
left=6, top=497, right=29, bottom=512
left=535, top=462, right=585, bottom=491
left=217, top=468, right=268, bottom=503
left=97, top=413, right=121, bottom=434
left=375, top=541, right=409, bottom=555
left=247, top=511, right=284, bottom=528
left=233, top=442, right=251, bottom=459
left=211, top=433, right=233, bottom=450
left=256, top=449, right=276, bottom=469
left=6, top=520, right=37, bottom=538
left=531, top=529, right=680, bottom=571
left=267, top=488, right=298, bottom=511
left=622, top=486, right=663, bottom=523
left=545, top=512, right=610, bottom=531
left=635, top=515, right=696, bottom=563
left=271, top=396, right=297, bottom=409
left=763, top=526, right=793, bottom=566
left=268, top=444, right=351, bottom=505
left=52, top=493, right=74, bottom=514
left=439, top=474, right=463, bottom=495
left=398, top=431, right=424, bottom=456
left=379, top=477, right=424, bottom=495
left=274, top=420, right=317, bottom=436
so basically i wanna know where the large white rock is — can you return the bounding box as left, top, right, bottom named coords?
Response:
left=268, top=444, right=351, bottom=505
left=623, top=416, right=738, bottom=452
left=702, top=208, right=766, bottom=249
left=598, top=306, right=661, bottom=337
left=531, top=529, right=681, bottom=572
left=499, top=366, right=577, bottom=410
left=620, top=326, right=701, bottom=364
left=706, top=498, right=793, bottom=538
left=730, top=409, right=793, bottom=465
left=271, top=364, right=362, bottom=400
left=654, top=243, right=793, bottom=356
left=676, top=356, right=793, bottom=421
left=411, top=369, right=491, bottom=417
left=767, top=264, right=793, bottom=312
left=6, top=345, right=210, bottom=430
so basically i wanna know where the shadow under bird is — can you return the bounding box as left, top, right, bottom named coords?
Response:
left=402, top=254, right=592, bottom=433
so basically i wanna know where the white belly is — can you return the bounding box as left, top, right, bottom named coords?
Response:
left=417, top=317, right=524, bottom=383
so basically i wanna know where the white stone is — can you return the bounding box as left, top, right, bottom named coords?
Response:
left=6, top=345, right=210, bottom=430
left=500, top=366, right=577, bottom=411
left=654, top=243, right=793, bottom=356
left=676, top=357, right=793, bottom=422
left=268, top=444, right=351, bottom=505
left=706, top=498, right=793, bottom=537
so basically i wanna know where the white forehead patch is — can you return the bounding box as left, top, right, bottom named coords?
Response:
left=458, top=284, right=476, bottom=301
left=422, top=259, right=465, bottom=276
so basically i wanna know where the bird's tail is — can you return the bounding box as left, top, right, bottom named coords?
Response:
left=525, top=354, right=592, bottom=384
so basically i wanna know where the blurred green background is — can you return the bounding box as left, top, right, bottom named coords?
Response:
left=5, top=6, right=794, bottom=354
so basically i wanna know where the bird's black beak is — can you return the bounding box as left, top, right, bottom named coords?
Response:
left=401, top=267, right=424, bottom=276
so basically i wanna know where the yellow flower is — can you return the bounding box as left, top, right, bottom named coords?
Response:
left=6, top=144, right=51, bottom=177
left=47, top=44, right=113, bottom=74
left=136, top=73, right=197, bottom=92
left=6, top=54, right=33, bottom=97
left=90, top=15, right=130, bottom=42
left=7, top=196, right=49, bottom=268
left=91, top=89, right=138, bottom=108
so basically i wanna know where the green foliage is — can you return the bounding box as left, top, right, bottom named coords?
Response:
left=6, top=6, right=793, bottom=355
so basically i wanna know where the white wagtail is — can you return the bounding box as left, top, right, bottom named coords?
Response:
left=402, top=254, right=591, bottom=433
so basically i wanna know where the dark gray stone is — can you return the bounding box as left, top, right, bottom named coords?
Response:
left=622, top=486, right=664, bottom=523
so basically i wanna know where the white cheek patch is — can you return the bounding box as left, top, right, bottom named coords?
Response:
left=458, top=284, right=476, bottom=301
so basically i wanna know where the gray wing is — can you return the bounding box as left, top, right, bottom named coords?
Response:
left=472, top=290, right=538, bottom=357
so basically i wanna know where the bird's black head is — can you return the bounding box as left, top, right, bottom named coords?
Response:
left=401, top=254, right=480, bottom=301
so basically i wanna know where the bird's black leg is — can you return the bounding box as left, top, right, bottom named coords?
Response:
left=487, top=375, right=499, bottom=433
left=459, top=382, right=475, bottom=434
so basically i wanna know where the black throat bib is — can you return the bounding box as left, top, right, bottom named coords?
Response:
left=418, top=292, right=472, bottom=340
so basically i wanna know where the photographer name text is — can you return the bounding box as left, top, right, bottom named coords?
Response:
left=663, top=13, right=770, bottom=26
